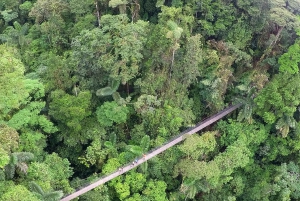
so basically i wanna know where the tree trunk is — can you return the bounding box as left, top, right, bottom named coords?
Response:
left=95, top=1, right=101, bottom=27
left=258, top=26, right=284, bottom=64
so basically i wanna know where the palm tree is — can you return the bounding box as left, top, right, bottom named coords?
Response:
left=276, top=115, right=297, bottom=137
left=127, top=135, right=150, bottom=173
left=29, top=181, right=63, bottom=201
left=104, top=133, right=118, bottom=158
left=5, top=152, right=34, bottom=179
left=0, top=21, right=29, bottom=49
left=96, top=79, right=119, bottom=97
left=235, top=86, right=256, bottom=123
left=180, top=178, right=210, bottom=200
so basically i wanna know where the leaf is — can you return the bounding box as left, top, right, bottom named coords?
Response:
left=112, top=92, right=121, bottom=102
left=109, top=0, right=128, bottom=8
left=127, top=145, right=143, bottom=156
left=29, top=181, right=45, bottom=195
left=140, top=135, right=150, bottom=152
left=111, top=79, right=120, bottom=91
left=96, top=87, right=114, bottom=96
left=16, top=162, right=28, bottom=174
left=236, top=85, right=248, bottom=91
left=104, top=141, right=114, bottom=149
left=13, top=152, right=34, bottom=163
left=43, top=191, right=64, bottom=201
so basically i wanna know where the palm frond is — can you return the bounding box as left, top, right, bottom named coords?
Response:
left=96, top=87, right=114, bottom=96
left=13, top=152, right=34, bottom=162
left=29, top=181, right=45, bottom=195
left=4, top=163, right=15, bottom=179
left=140, top=135, right=150, bottom=152
left=16, top=162, right=28, bottom=174
left=110, top=79, right=120, bottom=91
left=43, top=191, right=64, bottom=201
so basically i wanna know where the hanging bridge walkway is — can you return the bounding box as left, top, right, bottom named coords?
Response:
left=61, top=103, right=242, bottom=201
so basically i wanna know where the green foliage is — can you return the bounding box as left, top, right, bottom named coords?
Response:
left=0, top=184, right=40, bottom=201
left=179, top=131, right=217, bottom=160
left=5, top=152, right=34, bottom=179
left=96, top=79, right=120, bottom=97
left=274, top=162, right=300, bottom=200
left=96, top=101, right=129, bottom=127
left=102, top=158, right=121, bottom=174
left=0, top=147, right=10, bottom=168
left=115, top=182, right=131, bottom=200
left=71, top=15, right=148, bottom=89
left=29, top=0, right=69, bottom=24
left=0, top=45, right=27, bottom=118
left=27, top=153, right=73, bottom=193
left=19, top=1, right=33, bottom=13
left=0, top=124, right=19, bottom=153
left=275, top=115, right=297, bottom=137
left=279, top=41, right=300, bottom=74
left=0, top=9, right=18, bottom=24
left=236, top=87, right=256, bottom=123
left=2, top=0, right=300, bottom=200
left=0, top=21, right=29, bottom=48
left=142, top=180, right=168, bottom=201
left=255, top=73, right=300, bottom=125
left=29, top=181, right=64, bottom=201
left=125, top=172, right=146, bottom=193
left=36, top=52, right=73, bottom=92
left=49, top=90, right=92, bottom=132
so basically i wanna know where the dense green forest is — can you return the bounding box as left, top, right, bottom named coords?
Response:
left=1, top=0, right=300, bottom=200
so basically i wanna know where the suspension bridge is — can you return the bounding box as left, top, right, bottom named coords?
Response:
left=61, top=103, right=242, bottom=201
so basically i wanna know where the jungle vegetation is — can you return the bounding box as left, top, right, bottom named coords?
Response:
left=1, top=0, right=300, bottom=200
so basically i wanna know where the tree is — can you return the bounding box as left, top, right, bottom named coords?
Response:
left=278, top=40, right=300, bottom=74
left=49, top=90, right=92, bottom=133
left=275, top=115, right=297, bottom=138
left=96, top=101, right=129, bottom=127
left=165, top=20, right=183, bottom=78
left=255, top=72, right=300, bottom=126
left=235, top=87, right=256, bottom=123
left=29, top=0, right=69, bottom=24
left=127, top=135, right=150, bottom=172
left=4, top=152, right=34, bottom=180
left=0, top=45, right=28, bottom=119
left=142, top=180, right=168, bottom=201
left=258, top=0, right=300, bottom=63
left=26, top=153, right=73, bottom=194
left=178, top=131, right=217, bottom=160
left=29, top=181, right=63, bottom=201
left=273, top=162, right=300, bottom=200
left=0, top=184, right=40, bottom=201
left=71, top=15, right=148, bottom=90
left=36, top=52, right=73, bottom=92
left=0, top=124, right=19, bottom=154
left=0, top=21, right=29, bottom=49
